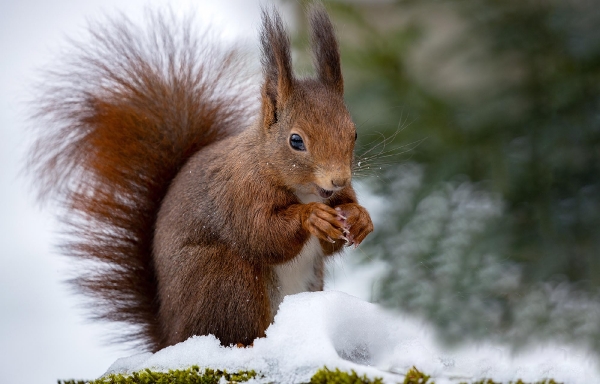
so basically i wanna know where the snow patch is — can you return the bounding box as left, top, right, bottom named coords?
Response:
left=105, top=291, right=600, bottom=384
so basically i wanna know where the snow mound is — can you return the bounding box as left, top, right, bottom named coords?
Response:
left=106, top=291, right=600, bottom=383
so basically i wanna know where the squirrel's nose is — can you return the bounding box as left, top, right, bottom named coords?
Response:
left=331, top=177, right=349, bottom=189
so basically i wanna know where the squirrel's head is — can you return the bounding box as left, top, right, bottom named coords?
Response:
left=259, top=4, right=356, bottom=202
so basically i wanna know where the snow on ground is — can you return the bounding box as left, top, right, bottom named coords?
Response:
left=106, top=291, right=600, bottom=384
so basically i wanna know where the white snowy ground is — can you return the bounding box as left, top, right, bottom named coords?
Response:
left=106, top=290, right=600, bottom=384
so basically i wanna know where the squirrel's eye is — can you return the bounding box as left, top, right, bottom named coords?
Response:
left=289, top=133, right=306, bottom=151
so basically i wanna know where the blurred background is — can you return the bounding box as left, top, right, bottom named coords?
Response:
left=2, top=0, right=600, bottom=382
left=307, top=0, right=600, bottom=354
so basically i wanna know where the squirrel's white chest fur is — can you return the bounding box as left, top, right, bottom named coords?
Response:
left=274, top=235, right=323, bottom=297
left=270, top=191, right=325, bottom=313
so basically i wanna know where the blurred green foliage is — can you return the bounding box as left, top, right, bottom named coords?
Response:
left=293, top=0, right=600, bottom=350
left=334, top=0, right=600, bottom=286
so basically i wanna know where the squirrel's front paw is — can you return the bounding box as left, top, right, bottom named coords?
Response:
left=334, top=203, right=373, bottom=247
left=300, top=203, right=348, bottom=244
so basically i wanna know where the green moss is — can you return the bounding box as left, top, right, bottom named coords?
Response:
left=403, top=367, right=432, bottom=384
left=58, top=365, right=563, bottom=384
left=57, top=366, right=257, bottom=384
left=310, top=367, right=384, bottom=384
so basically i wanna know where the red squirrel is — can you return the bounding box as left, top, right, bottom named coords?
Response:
left=29, top=4, right=373, bottom=351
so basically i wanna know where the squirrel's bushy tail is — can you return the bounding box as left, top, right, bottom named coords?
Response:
left=28, top=10, right=253, bottom=351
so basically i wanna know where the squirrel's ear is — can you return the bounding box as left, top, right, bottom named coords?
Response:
left=309, top=4, right=343, bottom=95
left=260, top=7, right=293, bottom=127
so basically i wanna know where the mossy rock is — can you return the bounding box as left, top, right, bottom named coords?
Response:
left=309, top=366, right=432, bottom=384
left=58, top=366, right=257, bottom=384
left=310, top=367, right=384, bottom=384
left=58, top=365, right=562, bottom=384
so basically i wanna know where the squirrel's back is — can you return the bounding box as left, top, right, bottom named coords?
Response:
left=28, top=11, right=254, bottom=350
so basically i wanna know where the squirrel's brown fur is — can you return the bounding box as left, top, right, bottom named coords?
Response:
left=29, top=5, right=373, bottom=352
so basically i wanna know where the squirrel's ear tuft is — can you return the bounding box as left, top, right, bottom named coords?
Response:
left=260, top=6, right=293, bottom=127
left=309, top=3, right=343, bottom=95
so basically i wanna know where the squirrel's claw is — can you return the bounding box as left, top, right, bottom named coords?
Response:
left=335, top=207, right=347, bottom=221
